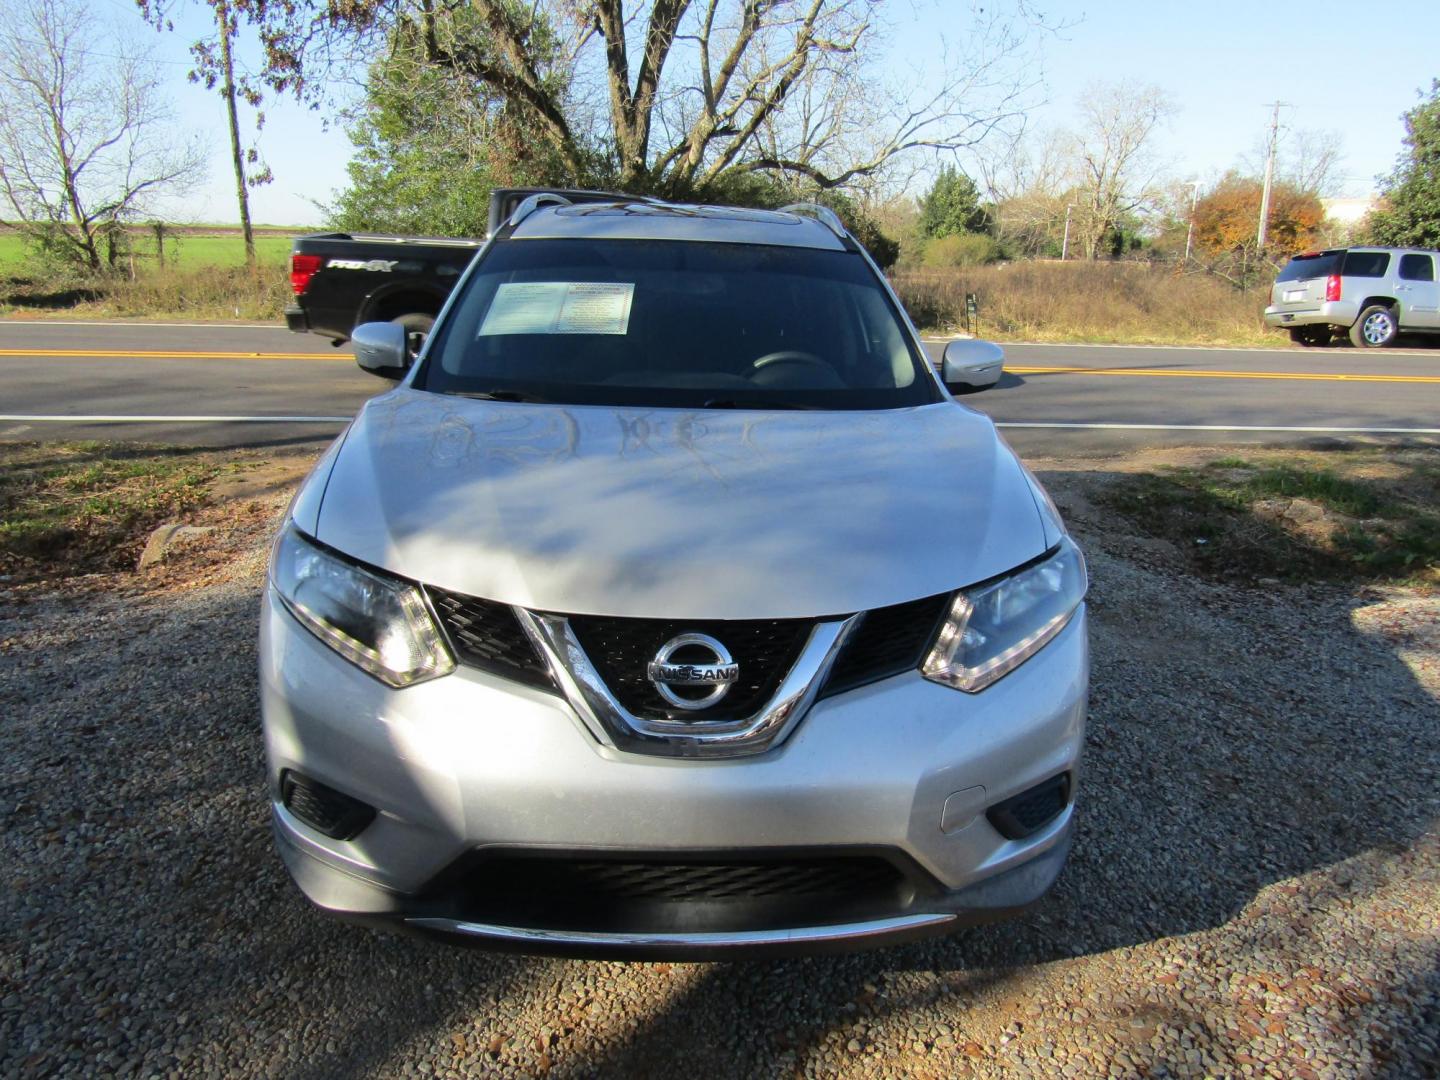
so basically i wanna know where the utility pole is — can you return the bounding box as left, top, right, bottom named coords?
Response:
left=1184, top=181, right=1201, bottom=262
left=1061, top=204, right=1074, bottom=260
left=1256, top=101, right=1288, bottom=251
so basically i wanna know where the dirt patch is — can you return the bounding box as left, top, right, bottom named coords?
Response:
left=0, top=442, right=318, bottom=584
left=1039, top=446, right=1440, bottom=586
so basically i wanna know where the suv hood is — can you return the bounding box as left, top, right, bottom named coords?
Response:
left=313, top=389, right=1047, bottom=620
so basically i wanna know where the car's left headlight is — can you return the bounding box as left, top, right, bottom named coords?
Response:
left=922, top=536, right=1087, bottom=693
left=269, top=522, right=454, bottom=688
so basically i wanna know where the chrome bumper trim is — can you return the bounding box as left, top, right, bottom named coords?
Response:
left=405, top=912, right=954, bottom=950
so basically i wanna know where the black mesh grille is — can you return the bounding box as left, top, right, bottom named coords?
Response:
left=987, top=773, right=1071, bottom=840
left=280, top=771, right=375, bottom=840
left=567, top=614, right=812, bottom=721
left=480, top=855, right=902, bottom=902
left=427, top=587, right=555, bottom=690
left=431, top=851, right=922, bottom=934
left=820, top=592, right=950, bottom=697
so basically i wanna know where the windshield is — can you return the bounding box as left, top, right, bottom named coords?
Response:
left=416, top=239, right=940, bottom=410
left=1276, top=251, right=1341, bottom=282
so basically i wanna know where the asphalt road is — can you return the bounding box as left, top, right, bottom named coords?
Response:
left=3, top=319, right=1439, bottom=452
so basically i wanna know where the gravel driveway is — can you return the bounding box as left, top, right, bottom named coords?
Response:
left=2, top=459, right=1437, bottom=1079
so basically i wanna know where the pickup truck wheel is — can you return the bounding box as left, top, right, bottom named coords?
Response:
left=390, top=313, right=435, bottom=360
left=1349, top=305, right=1398, bottom=348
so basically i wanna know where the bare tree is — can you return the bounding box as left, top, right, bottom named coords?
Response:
left=1241, top=126, right=1345, bottom=198
left=0, top=0, right=205, bottom=273
left=139, top=0, right=275, bottom=266
left=1070, top=81, right=1175, bottom=258
left=246, top=0, right=1053, bottom=195
left=973, top=125, right=1075, bottom=256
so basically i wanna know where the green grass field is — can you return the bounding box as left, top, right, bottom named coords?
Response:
left=0, top=229, right=294, bottom=274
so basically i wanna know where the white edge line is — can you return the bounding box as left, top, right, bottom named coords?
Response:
left=995, top=422, right=1440, bottom=435
left=0, top=414, right=350, bottom=423
left=918, top=337, right=1438, bottom=356
left=0, top=320, right=289, bottom=329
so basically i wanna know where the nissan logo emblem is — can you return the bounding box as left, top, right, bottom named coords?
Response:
left=646, top=633, right=739, bottom=711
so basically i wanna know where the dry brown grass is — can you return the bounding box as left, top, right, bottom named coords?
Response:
left=0, top=264, right=289, bottom=322
left=5, top=252, right=1282, bottom=345
left=892, top=260, right=1277, bottom=346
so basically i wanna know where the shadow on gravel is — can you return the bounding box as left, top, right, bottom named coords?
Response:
left=2, top=467, right=1437, bottom=1078
left=546, top=467, right=1440, bottom=1076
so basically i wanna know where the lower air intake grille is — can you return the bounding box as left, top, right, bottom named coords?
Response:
left=484, top=856, right=902, bottom=902
left=436, top=852, right=922, bottom=934
left=820, top=592, right=950, bottom=697
left=427, top=587, right=555, bottom=690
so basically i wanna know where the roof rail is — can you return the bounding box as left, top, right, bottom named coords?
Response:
left=506, top=192, right=573, bottom=230
left=778, top=202, right=849, bottom=240
left=488, top=187, right=663, bottom=235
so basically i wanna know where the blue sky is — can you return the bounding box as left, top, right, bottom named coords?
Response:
left=122, top=0, right=1440, bottom=226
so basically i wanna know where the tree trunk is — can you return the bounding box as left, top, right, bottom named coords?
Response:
left=216, top=1, right=254, bottom=266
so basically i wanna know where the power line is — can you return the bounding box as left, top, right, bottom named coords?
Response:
left=1, top=32, right=197, bottom=68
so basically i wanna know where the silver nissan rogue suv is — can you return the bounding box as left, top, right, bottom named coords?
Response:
left=260, top=193, right=1089, bottom=957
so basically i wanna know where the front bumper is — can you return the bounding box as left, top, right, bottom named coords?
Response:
left=1263, top=299, right=1359, bottom=329
left=260, top=591, right=1088, bottom=956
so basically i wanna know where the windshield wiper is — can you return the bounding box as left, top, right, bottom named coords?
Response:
left=701, top=397, right=815, bottom=411
left=449, top=389, right=547, bottom=403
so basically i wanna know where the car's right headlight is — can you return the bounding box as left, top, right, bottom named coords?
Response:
left=269, top=521, right=454, bottom=688
left=922, top=536, right=1087, bottom=693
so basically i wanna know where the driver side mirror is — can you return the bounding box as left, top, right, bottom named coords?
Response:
left=941, top=339, right=1005, bottom=392
left=353, top=321, right=410, bottom=380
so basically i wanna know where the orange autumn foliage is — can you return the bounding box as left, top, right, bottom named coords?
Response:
left=1192, top=173, right=1325, bottom=254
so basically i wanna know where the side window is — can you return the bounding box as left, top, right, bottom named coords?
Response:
left=1399, top=253, right=1435, bottom=282
left=1342, top=251, right=1391, bottom=278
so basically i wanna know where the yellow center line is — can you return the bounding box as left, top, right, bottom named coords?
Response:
left=0, top=347, right=345, bottom=361
left=1007, top=364, right=1440, bottom=385
left=5, top=348, right=1439, bottom=384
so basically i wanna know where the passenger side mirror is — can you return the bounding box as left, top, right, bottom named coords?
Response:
left=941, top=339, right=1005, bottom=392
left=352, top=322, right=410, bottom=380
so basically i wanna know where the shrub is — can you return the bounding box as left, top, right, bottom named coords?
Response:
left=921, top=233, right=999, bottom=268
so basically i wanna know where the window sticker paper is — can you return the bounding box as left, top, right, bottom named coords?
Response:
left=479, top=281, right=634, bottom=336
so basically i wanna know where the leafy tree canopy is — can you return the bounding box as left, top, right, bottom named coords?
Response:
left=1367, top=80, right=1440, bottom=249
left=917, top=166, right=991, bottom=239
left=240, top=0, right=1049, bottom=198
left=328, top=6, right=572, bottom=236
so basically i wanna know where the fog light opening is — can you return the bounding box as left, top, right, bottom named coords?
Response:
left=986, top=772, right=1072, bottom=841
left=280, top=770, right=377, bottom=840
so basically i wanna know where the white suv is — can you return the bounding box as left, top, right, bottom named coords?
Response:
left=1265, top=246, right=1440, bottom=347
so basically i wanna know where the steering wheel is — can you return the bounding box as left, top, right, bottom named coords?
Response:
left=748, top=350, right=829, bottom=375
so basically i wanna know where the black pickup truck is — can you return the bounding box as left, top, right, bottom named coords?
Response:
left=284, top=189, right=634, bottom=354
left=284, top=233, right=480, bottom=352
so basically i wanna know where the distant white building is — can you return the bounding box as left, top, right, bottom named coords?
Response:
left=1321, top=196, right=1378, bottom=225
